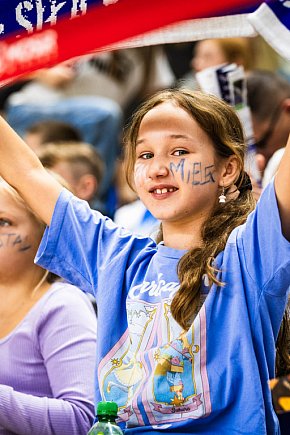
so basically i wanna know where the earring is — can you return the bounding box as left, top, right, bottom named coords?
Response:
left=219, top=186, right=226, bottom=203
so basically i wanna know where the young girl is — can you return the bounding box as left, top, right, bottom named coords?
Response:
left=0, top=89, right=289, bottom=434
left=0, top=178, right=97, bottom=434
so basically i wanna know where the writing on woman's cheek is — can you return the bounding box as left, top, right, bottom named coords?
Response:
left=170, top=158, right=216, bottom=185
left=0, top=233, right=31, bottom=251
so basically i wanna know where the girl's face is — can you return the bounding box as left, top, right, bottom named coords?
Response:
left=0, top=190, right=43, bottom=282
left=134, top=101, right=224, bottom=228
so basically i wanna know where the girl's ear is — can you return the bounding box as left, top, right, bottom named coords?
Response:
left=75, top=174, right=98, bottom=201
left=219, top=155, right=240, bottom=188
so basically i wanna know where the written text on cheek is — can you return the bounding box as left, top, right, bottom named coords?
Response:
left=0, top=233, right=31, bottom=251
left=170, top=159, right=215, bottom=185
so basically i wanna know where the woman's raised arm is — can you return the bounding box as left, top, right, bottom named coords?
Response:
left=274, top=133, right=290, bottom=240
left=0, top=116, right=62, bottom=226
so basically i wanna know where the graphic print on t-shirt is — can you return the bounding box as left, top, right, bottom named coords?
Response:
left=98, top=281, right=211, bottom=427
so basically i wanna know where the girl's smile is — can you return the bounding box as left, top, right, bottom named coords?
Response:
left=149, top=183, right=178, bottom=199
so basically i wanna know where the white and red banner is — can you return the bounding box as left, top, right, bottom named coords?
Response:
left=0, top=0, right=289, bottom=84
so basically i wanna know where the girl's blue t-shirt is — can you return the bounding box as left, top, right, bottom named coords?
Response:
left=35, top=180, right=290, bottom=434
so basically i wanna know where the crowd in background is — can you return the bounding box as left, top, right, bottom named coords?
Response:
left=0, top=33, right=289, bottom=435
left=0, top=35, right=289, bottom=225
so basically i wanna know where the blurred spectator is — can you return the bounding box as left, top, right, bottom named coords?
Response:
left=2, top=63, right=122, bottom=217
left=192, top=37, right=254, bottom=73
left=178, top=37, right=255, bottom=89
left=246, top=69, right=290, bottom=187
left=0, top=177, right=97, bottom=434
left=37, top=142, right=104, bottom=210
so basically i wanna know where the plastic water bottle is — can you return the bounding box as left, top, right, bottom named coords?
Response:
left=87, top=401, right=123, bottom=435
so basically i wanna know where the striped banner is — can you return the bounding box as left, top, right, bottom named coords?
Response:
left=0, top=0, right=289, bottom=85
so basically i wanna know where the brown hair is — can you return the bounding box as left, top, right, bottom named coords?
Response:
left=124, top=88, right=289, bottom=376
left=213, top=37, right=254, bottom=70
left=26, top=120, right=82, bottom=144
left=246, top=69, right=290, bottom=122
left=37, top=142, right=104, bottom=186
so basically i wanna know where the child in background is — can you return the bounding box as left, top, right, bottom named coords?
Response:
left=0, top=88, right=289, bottom=434
left=37, top=141, right=104, bottom=210
left=0, top=178, right=97, bottom=435
left=24, top=119, right=82, bottom=152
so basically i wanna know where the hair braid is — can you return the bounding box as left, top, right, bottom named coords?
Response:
left=171, top=190, right=255, bottom=330
left=275, top=301, right=290, bottom=377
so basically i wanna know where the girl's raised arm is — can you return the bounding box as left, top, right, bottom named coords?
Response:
left=0, top=116, right=62, bottom=226
left=274, top=133, right=290, bottom=240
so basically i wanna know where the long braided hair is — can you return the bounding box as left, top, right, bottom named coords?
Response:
left=124, top=88, right=290, bottom=377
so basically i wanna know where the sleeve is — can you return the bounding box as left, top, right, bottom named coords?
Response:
left=35, top=189, right=156, bottom=296
left=236, top=179, right=290, bottom=297
left=0, top=286, right=97, bottom=435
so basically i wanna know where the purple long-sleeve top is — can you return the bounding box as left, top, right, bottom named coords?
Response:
left=0, top=282, right=97, bottom=435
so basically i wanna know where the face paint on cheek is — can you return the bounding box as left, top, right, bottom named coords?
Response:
left=0, top=233, right=32, bottom=251
left=13, top=234, right=32, bottom=252
left=0, top=233, right=16, bottom=248
left=170, top=159, right=216, bottom=186
left=134, top=163, right=149, bottom=186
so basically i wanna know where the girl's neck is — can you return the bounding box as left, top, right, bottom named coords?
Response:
left=162, top=220, right=203, bottom=250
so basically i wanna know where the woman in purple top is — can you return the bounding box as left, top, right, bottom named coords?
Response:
left=0, top=178, right=97, bottom=435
